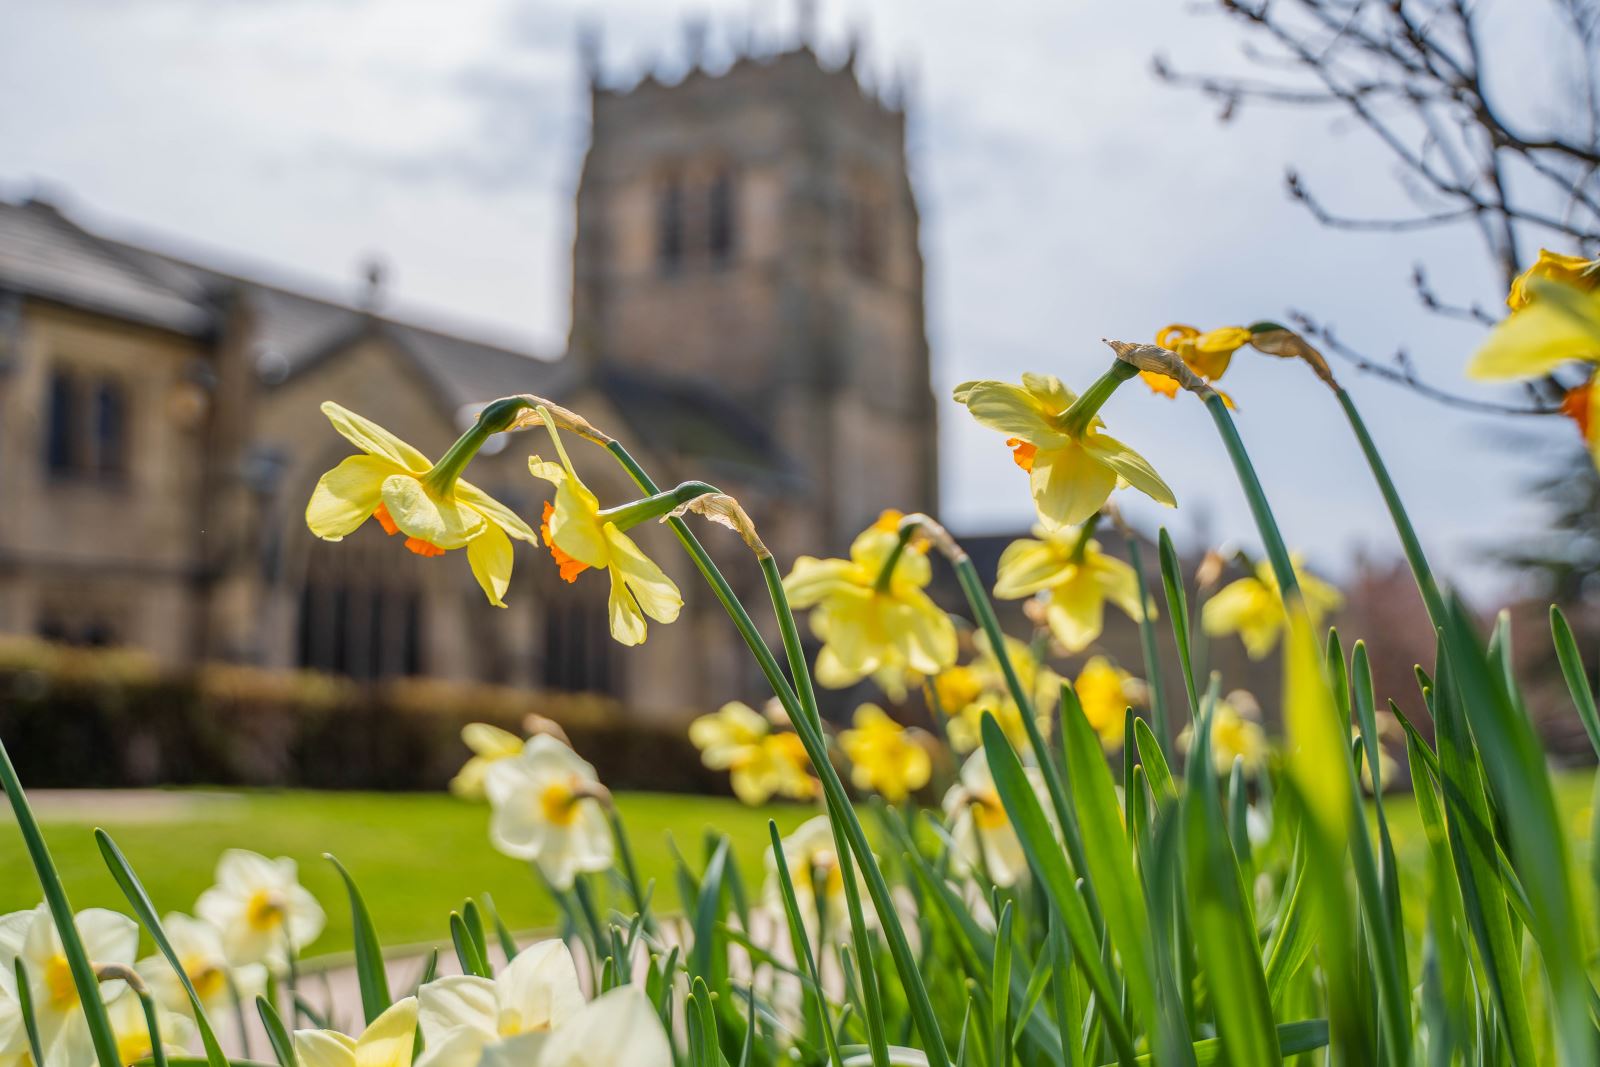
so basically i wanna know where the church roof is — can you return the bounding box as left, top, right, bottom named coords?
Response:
left=0, top=196, right=792, bottom=480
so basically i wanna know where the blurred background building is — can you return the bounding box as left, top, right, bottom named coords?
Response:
left=0, top=38, right=936, bottom=717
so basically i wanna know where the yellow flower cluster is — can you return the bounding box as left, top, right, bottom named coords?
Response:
left=934, top=634, right=1061, bottom=754
left=1201, top=555, right=1343, bottom=659
left=688, top=701, right=818, bottom=805
left=993, top=524, right=1148, bottom=653
left=783, top=511, right=957, bottom=701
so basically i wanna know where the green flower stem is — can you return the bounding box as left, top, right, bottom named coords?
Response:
left=1201, top=393, right=1300, bottom=600
left=13, top=961, right=44, bottom=1067
left=1124, top=533, right=1170, bottom=750
left=422, top=396, right=534, bottom=495
left=0, top=739, right=122, bottom=1067
left=872, top=524, right=918, bottom=594
left=605, top=440, right=952, bottom=1067
left=1199, top=391, right=1412, bottom=1064
left=138, top=986, right=171, bottom=1067
left=1061, top=360, right=1140, bottom=436
left=1068, top=513, right=1101, bottom=563
left=597, top=481, right=720, bottom=532
left=1334, top=387, right=1447, bottom=627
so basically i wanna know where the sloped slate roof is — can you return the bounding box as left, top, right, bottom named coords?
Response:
left=0, top=199, right=214, bottom=335
left=0, top=196, right=790, bottom=476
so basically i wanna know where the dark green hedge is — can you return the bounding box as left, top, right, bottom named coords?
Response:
left=0, top=641, right=721, bottom=794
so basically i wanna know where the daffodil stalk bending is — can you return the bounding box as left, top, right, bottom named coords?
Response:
left=954, top=368, right=1175, bottom=528
left=306, top=398, right=538, bottom=607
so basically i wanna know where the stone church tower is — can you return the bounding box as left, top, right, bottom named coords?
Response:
left=567, top=35, right=939, bottom=558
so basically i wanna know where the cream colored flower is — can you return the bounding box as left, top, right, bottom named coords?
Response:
left=296, top=997, right=418, bottom=1067
left=784, top=512, right=957, bottom=701
left=451, top=724, right=526, bottom=801
left=478, top=987, right=672, bottom=1067
left=942, top=750, right=1047, bottom=887
left=485, top=736, right=614, bottom=890
left=1201, top=556, right=1343, bottom=659
left=137, top=912, right=265, bottom=1017
left=53, top=988, right=195, bottom=1067
left=416, top=940, right=583, bottom=1067
left=1177, top=692, right=1270, bottom=777
left=764, top=815, right=865, bottom=942
left=994, top=524, right=1146, bottom=653
left=196, top=850, right=325, bottom=968
left=0, top=906, right=138, bottom=1057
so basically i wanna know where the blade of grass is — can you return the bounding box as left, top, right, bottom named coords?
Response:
left=1551, top=606, right=1600, bottom=760
left=255, top=996, right=295, bottom=1067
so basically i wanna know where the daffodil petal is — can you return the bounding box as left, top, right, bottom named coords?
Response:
left=295, top=1031, right=358, bottom=1067
left=307, top=455, right=401, bottom=541
left=605, top=566, right=648, bottom=646
left=1029, top=444, right=1119, bottom=528
left=953, top=380, right=1070, bottom=446
left=1081, top=433, right=1176, bottom=508
left=993, top=537, right=1071, bottom=599
left=354, top=997, right=418, bottom=1067
left=456, top=480, right=538, bottom=545
left=549, top=481, right=609, bottom=568
left=783, top=556, right=862, bottom=608
left=465, top=522, right=514, bottom=608
left=1468, top=291, right=1600, bottom=380
left=603, top=526, right=681, bottom=624
left=417, top=975, right=497, bottom=1044
left=1043, top=573, right=1105, bottom=653
left=321, top=403, right=431, bottom=473
left=380, top=476, right=486, bottom=550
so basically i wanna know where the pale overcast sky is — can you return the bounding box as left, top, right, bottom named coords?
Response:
left=0, top=0, right=1581, bottom=602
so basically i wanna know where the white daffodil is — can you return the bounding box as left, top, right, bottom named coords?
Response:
left=478, top=987, right=672, bottom=1067
left=942, top=750, right=1048, bottom=888
left=0, top=906, right=138, bottom=1057
left=0, top=962, right=24, bottom=1067
left=764, top=815, right=865, bottom=943
left=416, top=940, right=583, bottom=1067
left=296, top=997, right=418, bottom=1067
left=195, top=850, right=326, bottom=968
left=485, top=736, right=615, bottom=891
left=52, top=988, right=194, bottom=1067
left=137, top=913, right=265, bottom=1018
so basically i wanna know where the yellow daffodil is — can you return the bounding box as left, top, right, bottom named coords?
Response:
left=195, top=850, right=325, bottom=968
left=296, top=997, right=419, bottom=1067
left=0, top=905, right=138, bottom=1056
left=941, top=634, right=1061, bottom=754
left=307, top=401, right=538, bottom=608
left=527, top=420, right=682, bottom=647
left=1140, top=324, right=1252, bottom=397
left=993, top=523, right=1147, bottom=653
left=954, top=374, right=1175, bottom=528
left=1178, top=691, right=1270, bottom=777
left=416, top=940, right=582, bottom=1067
left=688, top=701, right=817, bottom=805
left=783, top=511, right=957, bottom=701
left=942, top=749, right=1050, bottom=887
left=137, top=912, right=265, bottom=1018
left=485, top=735, right=614, bottom=890
left=1071, top=656, right=1143, bottom=751
left=450, top=723, right=525, bottom=800
left=1465, top=251, right=1600, bottom=469
left=839, top=704, right=932, bottom=803
left=1507, top=249, right=1600, bottom=311
left=1201, top=555, right=1343, bottom=659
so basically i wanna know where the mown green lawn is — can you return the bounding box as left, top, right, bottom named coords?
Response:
left=0, top=790, right=819, bottom=961
left=4, top=770, right=1595, bottom=964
